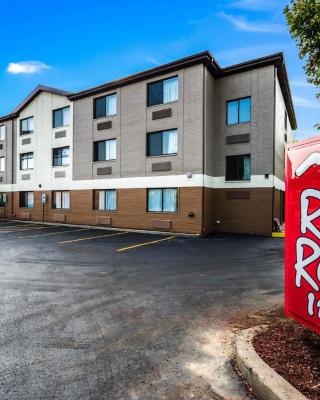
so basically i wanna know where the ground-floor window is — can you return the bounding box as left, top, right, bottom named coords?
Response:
left=147, top=188, right=178, bottom=212
left=53, top=191, right=70, bottom=209
left=0, top=193, right=5, bottom=207
left=19, top=192, right=34, bottom=208
left=226, top=154, right=251, bottom=181
left=96, top=190, right=117, bottom=211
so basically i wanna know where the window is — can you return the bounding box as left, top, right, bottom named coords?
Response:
left=0, top=157, right=5, bottom=172
left=148, top=76, right=178, bottom=107
left=53, top=191, right=70, bottom=209
left=147, top=188, right=178, bottom=212
left=20, top=152, right=34, bottom=170
left=0, top=193, right=5, bottom=207
left=20, top=117, right=34, bottom=135
left=0, top=125, right=5, bottom=141
left=19, top=192, right=34, bottom=208
left=226, top=155, right=251, bottom=181
left=53, top=106, right=70, bottom=128
left=284, top=110, right=288, bottom=131
left=147, top=129, right=177, bottom=156
left=227, top=97, right=251, bottom=125
left=96, top=190, right=117, bottom=211
left=53, top=147, right=70, bottom=166
left=93, top=139, right=116, bottom=161
left=94, top=93, right=117, bottom=119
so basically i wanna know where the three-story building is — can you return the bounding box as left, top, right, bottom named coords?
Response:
left=0, top=51, right=296, bottom=235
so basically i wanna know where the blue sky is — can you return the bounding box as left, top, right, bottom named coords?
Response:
left=0, top=0, right=319, bottom=139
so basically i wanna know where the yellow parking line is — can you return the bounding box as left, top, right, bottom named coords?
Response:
left=0, top=225, right=60, bottom=234
left=116, top=235, right=176, bottom=253
left=60, top=231, right=128, bottom=244
left=17, top=228, right=90, bottom=239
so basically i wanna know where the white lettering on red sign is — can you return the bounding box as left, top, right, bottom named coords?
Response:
left=296, top=187, right=320, bottom=317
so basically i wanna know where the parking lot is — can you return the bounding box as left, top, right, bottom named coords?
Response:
left=0, top=220, right=284, bottom=400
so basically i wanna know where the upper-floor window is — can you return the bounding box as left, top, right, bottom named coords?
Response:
left=147, top=188, right=178, bottom=213
left=20, top=152, right=34, bottom=170
left=53, top=106, right=70, bottom=128
left=93, top=139, right=116, bottom=161
left=53, top=146, right=70, bottom=167
left=147, top=129, right=177, bottom=156
left=226, top=154, right=251, bottom=181
left=0, top=157, right=5, bottom=172
left=20, top=117, right=34, bottom=135
left=94, top=93, right=117, bottom=119
left=227, top=97, right=251, bottom=125
left=0, top=125, right=5, bottom=141
left=148, top=76, right=178, bottom=107
left=19, top=191, right=34, bottom=208
left=53, top=191, right=70, bottom=209
left=96, top=190, right=117, bottom=211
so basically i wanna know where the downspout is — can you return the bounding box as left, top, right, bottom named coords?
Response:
left=271, top=67, right=277, bottom=234
left=11, top=119, right=14, bottom=217
left=201, top=65, right=206, bottom=235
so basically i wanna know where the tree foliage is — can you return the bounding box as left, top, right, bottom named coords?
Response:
left=284, top=0, right=320, bottom=96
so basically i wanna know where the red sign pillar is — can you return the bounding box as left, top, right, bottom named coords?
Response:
left=285, top=136, right=320, bottom=334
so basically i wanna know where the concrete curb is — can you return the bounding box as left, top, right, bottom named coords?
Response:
left=235, top=326, right=307, bottom=400
left=0, top=218, right=200, bottom=238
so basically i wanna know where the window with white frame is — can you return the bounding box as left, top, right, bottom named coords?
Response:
left=94, top=93, right=117, bottom=119
left=93, top=139, right=116, bottom=161
left=0, top=157, right=5, bottom=172
left=97, top=190, right=117, bottom=211
left=0, top=125, right=5, bottom=141
left=19, top=192, right=34, bottom=208
left=147, top=188, right=178, bottom=212
left=53, top=191, right=70, bottom=209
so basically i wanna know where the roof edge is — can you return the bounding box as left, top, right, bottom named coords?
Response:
left=68, top=51, right=218, bottom=100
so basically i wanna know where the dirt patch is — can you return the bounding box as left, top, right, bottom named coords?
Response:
left=253, top=321, right=320, bottom=400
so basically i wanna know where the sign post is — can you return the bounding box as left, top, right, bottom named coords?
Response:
left=285, top=136, right=320, bottom=334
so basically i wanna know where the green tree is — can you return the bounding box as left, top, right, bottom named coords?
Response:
left=284, top=0, right=320, bottom=128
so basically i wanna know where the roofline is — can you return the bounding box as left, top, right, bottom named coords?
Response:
left=68, top=51, right=219, bottom=101
left=222, top=52, right=296, bottom=129
left=68, top=51, right=296, bottom=129
left=0, top=51, right=297, bottom=129
left=0, top=112, right=18, bottom=123
left=11, top=85, right=72, bottom=115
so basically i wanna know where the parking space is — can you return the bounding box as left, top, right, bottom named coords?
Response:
left=0, top=219, right=284, bottom=399
left=0, top=220, right=179, bottom=253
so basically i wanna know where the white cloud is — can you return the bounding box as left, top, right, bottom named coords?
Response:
left=144, top=55, right=160, bottom=66
left=218, top=12, right=285, bottom=33
left=293, top=95, right=320, bottom=109
left=228, top=0, right=277, bottom=10
left=7, top=61, right=51, bottom=74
